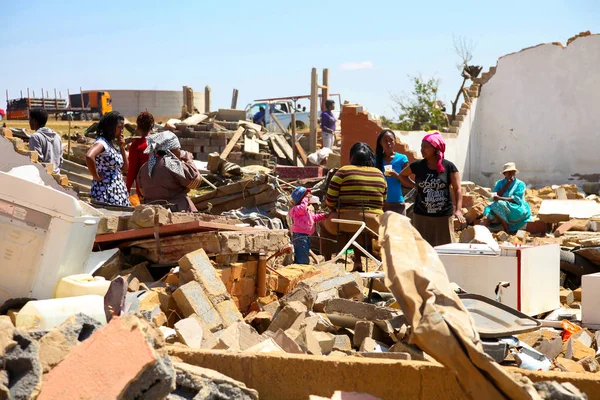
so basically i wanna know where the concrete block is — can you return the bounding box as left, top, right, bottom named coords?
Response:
left=0, top=320, right=41, bottom=399
left=280, top=282, right=317, bottom=310
left=38, top=315, right=175, bottom=400
left=554, top=357, right=585, bottom=373
left=275, top=264, right=321, bottom=294
left=324, top=298, right=397, bottom=321
left=359, top=337, right=378, bottom=353
left=338, top=280, right=364, bottom=301
left=174, top=316, right=204, bottom=349
left=172, top=362, right=259, bottom=400
left=215, top=300, right=244, bottom=328
left=465, top=203, right=485, bottom=224
left=172, top=282, right=223, bottom=331
left=578, top=356, right=600, bottom=372
left=244, top=338, right=286, bottom=353
left=139, top=290, right=162, bottom=313
left=38, top=313, right=102, bottom=373
left=353, top=321, right=374, bottom=348
left=311, top=331, right=335, bottom=355
left=179, top=248, right=229, bottom=301
left=563, top=337, right=595, bottom=361
left=582, top=272, right=600, bottom=326
left=389, top=342, right=435, bottom=362
left=333, top=335, right=353, bottom=352
left=214, top=321, right=263, bottom=352
left=128, top=205, right=171, bottom=230
left=574, top=287, right=582, bottom=302
left=560, top=288, right=574, bottom=306
left=265, top=329, right=304, bottom=354
left=267, top=301, right=307, bottom=333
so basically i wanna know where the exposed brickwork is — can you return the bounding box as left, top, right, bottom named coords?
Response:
left=340, top=105, right=419, bottom=167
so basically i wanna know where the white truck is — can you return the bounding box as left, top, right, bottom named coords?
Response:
left=245, top=95, right=342, bottom=133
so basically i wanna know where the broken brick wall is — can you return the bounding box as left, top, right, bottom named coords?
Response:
left=340, top=105, right=419, bottom=166
left=468, top=32, right=600, bottom=187
left=340, top=103, right=475, bottom=181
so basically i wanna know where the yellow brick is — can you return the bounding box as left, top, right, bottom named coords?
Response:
left=245, top=261, right=258, bottom=277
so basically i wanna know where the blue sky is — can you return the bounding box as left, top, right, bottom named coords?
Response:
left=1, top=0, right=598, bottom=117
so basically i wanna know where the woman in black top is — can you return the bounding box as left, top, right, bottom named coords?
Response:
left=400, top=132, right=465, bottom=246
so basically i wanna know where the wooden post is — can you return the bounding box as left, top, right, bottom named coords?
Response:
left=67, top=89, right=71, bottom=107
left=309, top=68, right=318, bottom=153
left=204, top=85, right=211, bottom=113
left=257, top=254, right=267, bottom=297
left=231, top=88, right=239, bottom=109
left=291, top=113, right=297, bottom=164
left=322, top=68, right=329, bottom=111
left=67, top=118, right=71, bottom=161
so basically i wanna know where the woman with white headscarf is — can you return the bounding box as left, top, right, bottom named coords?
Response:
left=137, top=131, right=201, bottom=212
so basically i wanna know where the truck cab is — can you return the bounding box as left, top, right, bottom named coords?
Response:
left=246, top=100, right=310, bottom=132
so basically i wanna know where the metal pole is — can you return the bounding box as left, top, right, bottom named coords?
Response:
left=291, top=113, right=297, bottom=164
left=41, top=88, right=45, bottom=109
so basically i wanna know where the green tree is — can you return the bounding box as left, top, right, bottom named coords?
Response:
left=390, top=76, right=447, bottom=131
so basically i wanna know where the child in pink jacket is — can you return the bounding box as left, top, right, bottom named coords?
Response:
left=290, top=186, right=327, bottom=264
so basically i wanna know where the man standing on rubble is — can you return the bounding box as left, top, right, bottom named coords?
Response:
left=28, top=109, right=63, bottom=174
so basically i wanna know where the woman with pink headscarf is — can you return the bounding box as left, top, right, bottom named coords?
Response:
left=399, top=132, right=465, bottom=246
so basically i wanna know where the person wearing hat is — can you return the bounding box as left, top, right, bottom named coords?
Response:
left=480, top=162, right=532, bottom=233
left=289, top=186, right=328, bottom=264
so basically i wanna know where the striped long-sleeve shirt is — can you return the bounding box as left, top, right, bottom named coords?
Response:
left=326, top=166, right=387, bottom=214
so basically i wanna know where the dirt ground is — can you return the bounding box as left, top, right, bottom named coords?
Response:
left=2, top=119, right=95, bottom=136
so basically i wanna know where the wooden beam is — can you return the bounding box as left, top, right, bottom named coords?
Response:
left=274, top=135, right=303, bottom=167
left=269, top=112, right=287, bottom=134
left=205, top=85, right=211, bottom=113
left=322, top=68, right=330, bottom=111
left=270, top=138, right=286, bottom=159
left=231, top=88, right=239, bottom=109
left=295, top=141, right=308, bottom=164
left=309, top=68, right=318, bottom=153
left=220, top=126, right=245, bottom=159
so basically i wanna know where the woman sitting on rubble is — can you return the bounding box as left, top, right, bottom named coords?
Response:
left=86, top=111, right=131, bottom=207
left=480, top=162, right=532, bottom=233
left=321, top=142, right=387, bottom=271
left=137, top=131, right=201, bottom=212
left=399, top=132, right=465, bottom=247
left=375, top=129, right=409, bottom=215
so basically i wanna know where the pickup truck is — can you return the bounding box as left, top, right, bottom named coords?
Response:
left=245, top=100, right=311, bottom=132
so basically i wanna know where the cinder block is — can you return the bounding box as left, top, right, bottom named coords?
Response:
left=172, top=282, right=223, bottom=331
left=215, top=300, right=243, bottom=328
left=582, top=273, right=600, bottom=326
left=178, top=249, right=228, bottom=299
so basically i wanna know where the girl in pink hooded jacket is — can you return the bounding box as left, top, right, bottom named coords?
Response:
left=290, top=187, right=327, bottom=264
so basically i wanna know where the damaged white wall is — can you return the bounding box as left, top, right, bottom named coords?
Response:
left=394, top=99, right=476, bottom=180
left=106, top=90, right=205, bottom=118
left=467, top=34, right=600, bottom=188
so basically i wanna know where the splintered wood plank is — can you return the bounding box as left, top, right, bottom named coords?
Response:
left=220, top=126, right=245, bottom=159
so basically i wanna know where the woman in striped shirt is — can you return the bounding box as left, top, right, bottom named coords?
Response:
left=322, top=142, right=387, bottom=271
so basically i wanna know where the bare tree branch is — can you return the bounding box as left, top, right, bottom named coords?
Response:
left=453, top=35, right=476, bottom=70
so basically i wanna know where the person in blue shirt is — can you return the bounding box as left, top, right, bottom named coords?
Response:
left=375, top=129, right=409, bottom=214
left=253, top=106, right=266, bottom=127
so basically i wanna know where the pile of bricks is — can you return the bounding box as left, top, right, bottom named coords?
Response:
left=171, top=118, right=271, bottom=167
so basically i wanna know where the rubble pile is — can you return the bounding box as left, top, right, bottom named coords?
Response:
left=0, top=312, right=258, bottom=400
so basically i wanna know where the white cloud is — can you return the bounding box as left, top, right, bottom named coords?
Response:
left=339, top=61, right=373, bottom=71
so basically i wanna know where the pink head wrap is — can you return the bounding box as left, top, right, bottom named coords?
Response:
left=423, top=132, right=446, bottom=173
